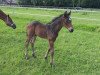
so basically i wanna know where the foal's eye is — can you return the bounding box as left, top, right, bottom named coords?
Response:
left=66, top=17, right=71, bottom=23
left=69, top=17, right=72, bottom=21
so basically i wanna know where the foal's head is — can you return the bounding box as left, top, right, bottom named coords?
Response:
left=62, top=11, right=74, bottom=32
left=5, top=15, right=16, bottom=29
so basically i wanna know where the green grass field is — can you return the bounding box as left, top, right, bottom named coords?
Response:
left=0, top=6, right=100, bottom=75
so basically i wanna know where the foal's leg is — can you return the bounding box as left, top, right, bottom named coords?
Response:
left=25, top=37, right=31, bottom=59
left=25, top=31, right=34, bottom=59
left=30, top=36, right=36, bottom=58
left=49, top=40, right=54, bottom=66
left=45, top=48, right=50, bottom=59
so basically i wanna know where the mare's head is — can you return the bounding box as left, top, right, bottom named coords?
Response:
left=62, top=11, right=74, bottom=32
left=5, top=15, right=16, bottom=29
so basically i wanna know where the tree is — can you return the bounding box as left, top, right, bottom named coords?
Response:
left=17, top=0, right=100, bottom=8
left=53, top=0, right=60, bottom=6
left=64, top=0, right=73, bottom=7
left=42, top=0, right=53, bottom=6
left=81, top=0, right=100, bottom=8
left=31, top=0, right=37, bottom=6
left=17, top=0, right=32, bottom=5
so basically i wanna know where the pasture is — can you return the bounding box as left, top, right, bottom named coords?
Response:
left=0, top=6, right=100, bottom=75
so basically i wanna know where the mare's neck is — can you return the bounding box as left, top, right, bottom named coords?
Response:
left=0, top=10, right=7, bottom=22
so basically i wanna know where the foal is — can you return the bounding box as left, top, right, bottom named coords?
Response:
left=0, top=9, right=16, bottom=29
left=25, top=11, right=74, bottom=66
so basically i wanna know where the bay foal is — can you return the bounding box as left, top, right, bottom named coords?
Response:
left=25, top=11, right=74, bottom=66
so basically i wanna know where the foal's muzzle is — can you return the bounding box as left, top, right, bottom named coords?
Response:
left=69, top=29, right=74, bottom=32
left=68, top=27, right=74, bottom=32
left=11, top=24, right=16, bottom=29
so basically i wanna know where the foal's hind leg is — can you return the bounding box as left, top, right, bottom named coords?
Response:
left=25, top=32, right=34, bottom=59
left=45, top=48, right=50, bottom=59
left=30, top=36, right=36, bottom=58
left=25, top=37, right=31, bottom=59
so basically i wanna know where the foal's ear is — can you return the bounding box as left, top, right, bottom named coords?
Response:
left=67, top=11, right=71, bottom=16
left=64, top=11, right=67, bottom=17
left=7, top=14, right=9, bottom=17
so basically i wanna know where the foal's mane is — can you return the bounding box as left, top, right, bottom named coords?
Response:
left=47, top=14, right=63, bottom=25
left=46, top=14, right=64, bottom=32
left=0, top=9, right=7, bottom=20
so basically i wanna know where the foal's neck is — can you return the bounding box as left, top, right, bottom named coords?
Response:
left=50, top=18, right=63, bottom=34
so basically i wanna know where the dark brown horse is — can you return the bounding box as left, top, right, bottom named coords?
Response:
left=25, top=11, right=74, bottom=66
left=0, top=9, right=16, bottom=29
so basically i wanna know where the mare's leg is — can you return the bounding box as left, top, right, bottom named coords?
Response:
left=30, top=36, right=36, bottom=58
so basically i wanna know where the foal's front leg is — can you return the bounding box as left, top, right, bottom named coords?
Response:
left=45, top=40, right=54, bottom=66
left=49, top=40, right=54, bottom=66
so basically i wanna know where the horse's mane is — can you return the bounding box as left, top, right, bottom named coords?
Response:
left=47, top=14, right=63, bottom=25
left=46, top=14, right=64, bottom=32
left=0, top=9, right=6, bottom=16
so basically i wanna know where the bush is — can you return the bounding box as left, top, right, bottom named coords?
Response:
left=17, top=0, right=100, bottom=8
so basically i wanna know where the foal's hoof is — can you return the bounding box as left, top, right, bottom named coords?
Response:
left=32, top=54, right=36, bottom=58
left=25, top=56, right=29, bottom=60
left=50, top=62, right=55, bottom=67
left=44, top=56, right=47, bottom=60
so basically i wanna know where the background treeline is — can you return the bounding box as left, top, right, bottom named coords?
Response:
left=17, top=0, right=100, bottom=8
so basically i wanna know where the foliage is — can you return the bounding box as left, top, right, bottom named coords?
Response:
left=17, top=0, right=100, bottom=8
left=17, top=0, right=32, bottom=5
left=81, top=0, right=100, bottom=8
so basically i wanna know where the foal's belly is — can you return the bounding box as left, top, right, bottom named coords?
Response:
left=35, top=25, right=47, bottom=39
left=37, top=31, right=47, bottom=39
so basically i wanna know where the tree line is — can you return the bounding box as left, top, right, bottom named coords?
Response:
left=17, top=0, right=100, bottom=8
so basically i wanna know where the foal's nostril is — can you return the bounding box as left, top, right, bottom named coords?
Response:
left=70, top=29, right=74, bottom=32
left=12, top=25, right=16, bottom=29
left=13, top=26, right=16, bottom=29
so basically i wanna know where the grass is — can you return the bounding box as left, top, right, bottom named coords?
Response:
left=0, top=6, right=100, bottom=75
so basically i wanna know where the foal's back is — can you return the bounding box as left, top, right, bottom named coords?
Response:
left=27, top=21, right=48, bottom=39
